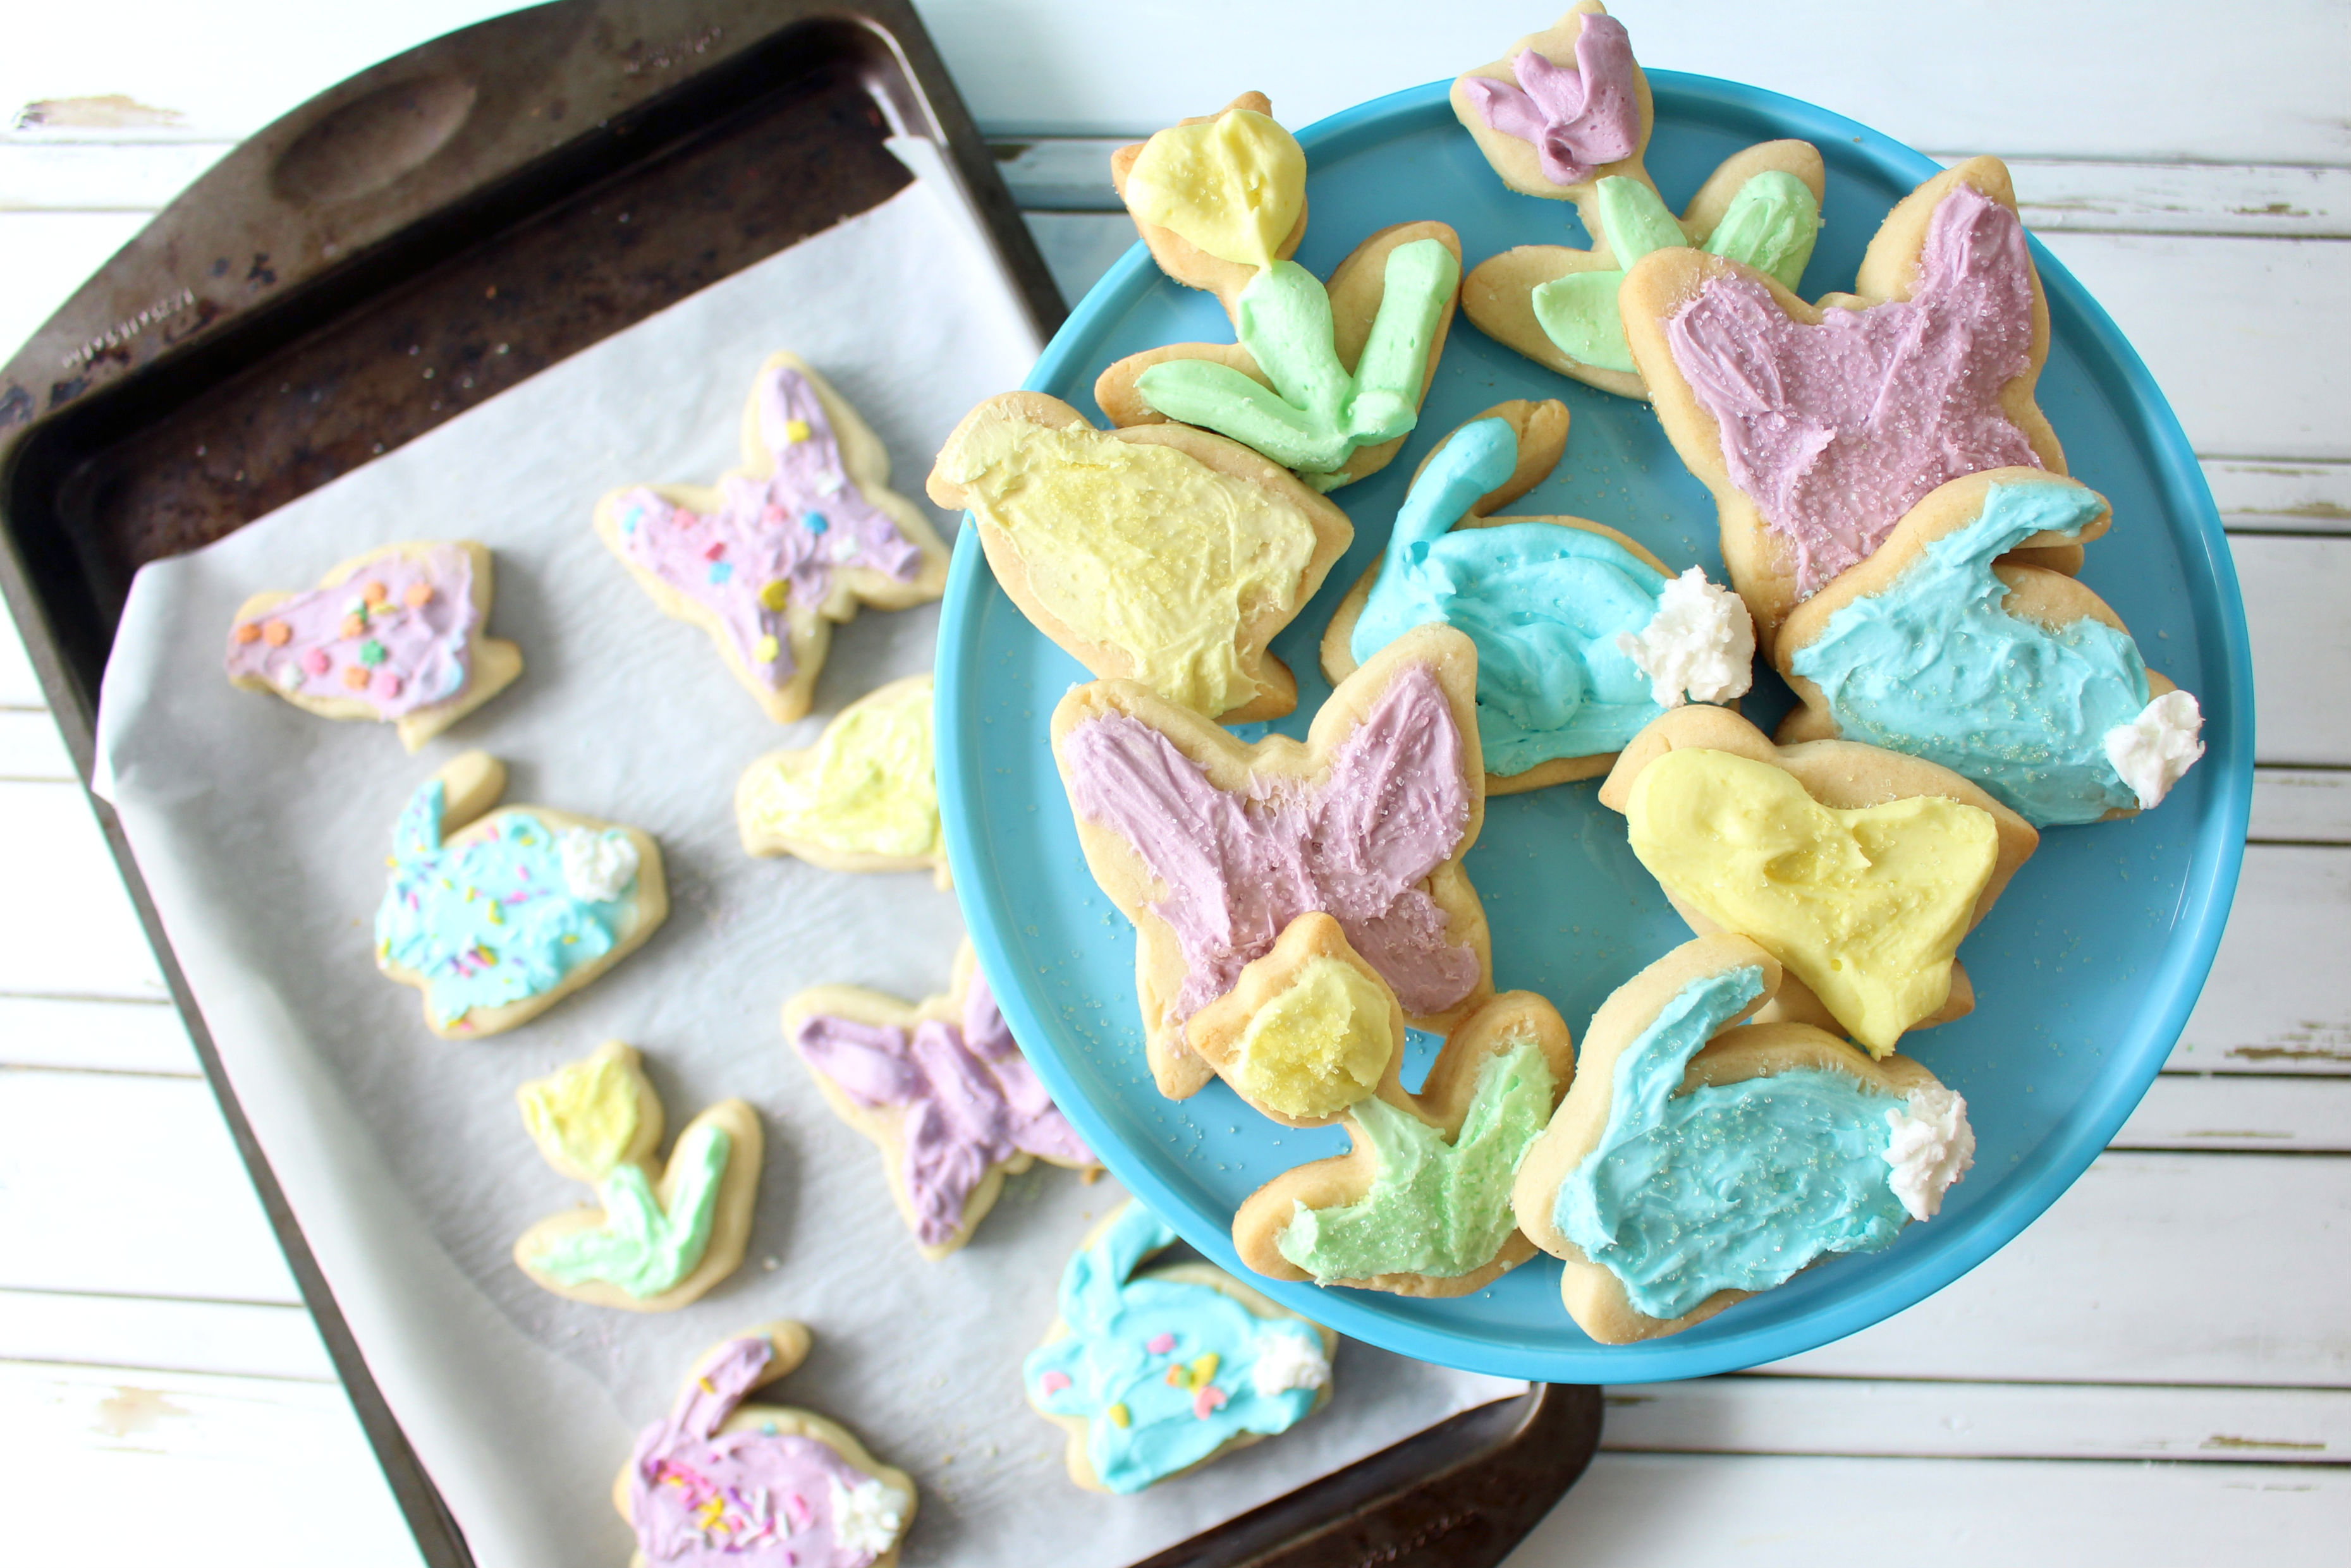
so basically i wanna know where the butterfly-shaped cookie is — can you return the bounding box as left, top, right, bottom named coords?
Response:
left=1192, top=915, right=1577, bottom=1298
left=1512, top=934, right=1974, bottom=1344
left=1599, top=705, right=2037, bottom=1057
left=928, top=391, right=1354, bottom=722
left=1090, top=94, right=1463, bottom=491
left=618, top=1323, right=916, bottom=1567
left=1324, top=401, right=1753, bottom=793
left=1452, top=3, right=1827, bottom=399
left=1052, top=624, right=1493, bottom=1098
left=1776, top=469, right=2204, bottom=827
left=374, top=751, right=668, bottom=1038
left=1025, top=1200, right=1335, bottom=1493
left=224, top=540, right=522, bottom=750
left=782, top=942, right=1096, bottom=1260
left=511, top=1041, right=762, bottom=1311
left=595, top=351, right=949, bottom=723
left=1621, top=158, right=2079, bottom=642
left=736, top=673, right=949, bottom=887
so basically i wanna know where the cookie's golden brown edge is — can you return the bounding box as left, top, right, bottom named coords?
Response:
left=735, top=673, right=952, bottom=889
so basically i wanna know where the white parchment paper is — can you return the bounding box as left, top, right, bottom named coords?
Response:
left=94, top=140, right=1521, bottom=1568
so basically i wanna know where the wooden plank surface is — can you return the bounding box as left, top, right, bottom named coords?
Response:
left=2174, top=847, right=2351, bottom=1073
left=0, top=1289, right=331, bottom=1381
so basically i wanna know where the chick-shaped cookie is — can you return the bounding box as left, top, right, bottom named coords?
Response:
left=783, top=942, right=1096, bottom=1260
left=1324, top=401, right=1754, bottom=793
left=511, top=1042, right=762, bottom=1311
left=1452, top=3, right=1826, bottom=399
left=617, top=1323, right=916, bottom=1567
left=929, top=391, right=1354, bottom=722
left=1775, top=470, right=2205, bottom=827
left=1621, top=158, right=2077, bottom=643
left=1053, top=625, right=1493, bottom=1100
left=1025, top=1200, right=1336, bottom=1493
left=736, top=674, right=949, bottom=887
left=595, top=351, right=950, bottom=723
left=1599, top=706, right=2037, bottom=1057
left=1090, top=94, right=1463, bottom=492
left=373, top=751, right=668, bottom=1038
left=1513, top=934, right=1975, bottom=1343
left=224, top=540, right=522, bottom=750
left=1190, top=915, right=1575, bottom=1298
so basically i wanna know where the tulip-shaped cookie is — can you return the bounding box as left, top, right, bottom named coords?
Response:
left=1025, top=1201, right=1336, bottom=1493
left=618, top=1323, right=915, bottom=1566
left=224, top=540, right=522, bottom=750
left=512, top=1042, right=762, bottom=1311
left=783, top=942, right=1096, bottom=1259
left=1622, top=158, right=2078, bottom=642
left=1776, top=470, right=2205, bottom=826
left=1599, top=706, right=2037, bottom=1056
left=737, top=674, right=949, bottom=887
left=1190, top=915, right=1576, bottom=1297
left=373, top=751, right=668, bottom=1038
left=596, top=351, right=949, bottom=723
left=1325, top=402, right=1754, bottom=792
left=928, top=391, right=1353, bottom=721
left=1092, top=94, right=1463, bottom=491
left=1053, top=625, right=1493, bottom=1098
left=1452, top=3, right=1826, bottom=399
left=1513, top=935, right=1974, bottom=1343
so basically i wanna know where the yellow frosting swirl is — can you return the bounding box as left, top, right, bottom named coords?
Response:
left=1233, top=955, right=1396, bottom=1119
left=1625, top=748, right=1999, bottom=1055
left=939, top=416, right=1321, bottom=715
left=742, top=676, right=943, bottom=859
left=518, top=1043, right=642, bottom=1179
left=1126, top=108, right=1306, bottom=270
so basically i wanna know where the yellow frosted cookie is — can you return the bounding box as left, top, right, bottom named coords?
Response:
left=736, top=674, right=949, bottom=887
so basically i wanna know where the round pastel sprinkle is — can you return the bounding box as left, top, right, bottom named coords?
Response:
left=802, top=510, right=828, bottom=535
left=341, top=665, right=372, bottom=690
left=1192, top=1385, right=1228, bottom=1420
left=302, top=647, right=333, bottom=676
left=340, top=612, right=367, bottom=638
left=783, top=418, right=810, bottom=443
left=403, top=581, right=435, bottom=608
left=374, top=670, right=404, bottom=700
left=358, top=639, right=388, bottom=667
left=262, top=619, right=293, bottom=647
left=1145, top=1332, right=1176, bottom=1354
left=277, top=664, right=304, bottom=691
left=1039, top=1370, right=1072, bottom=1397
left=708, top=561, right=734, bottom=585
left=757, top=579, right=790, bottom=612
left=232, top=622, right=262, bottom=645
left=752, top=634, right=781, bottom=665
left=360, top=580, right=389, bottom=605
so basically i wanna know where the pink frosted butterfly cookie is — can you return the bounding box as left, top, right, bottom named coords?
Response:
left=595, top=352, right=949, bottom=723
left=224, top=540, right=521, bottom=750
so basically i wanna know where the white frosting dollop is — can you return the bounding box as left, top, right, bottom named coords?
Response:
left=1614, top=567, right=1756, bottom=708
left=1883, top=1083, right=1976, bottom=1222
left=827, top=1474, right=910, bottom=1558
left=558, top=829, right=639, bottom=903
left=2104, top=688, right=2206, bottom=810
left=1250, top=1325, right=1331, bottom=1398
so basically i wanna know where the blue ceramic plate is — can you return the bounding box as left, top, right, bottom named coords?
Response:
left=936, top=75, right=2252, bottom=1381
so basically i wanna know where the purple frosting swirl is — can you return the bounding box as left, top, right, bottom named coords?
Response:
left=1461, top=14, right=1639, bottom=187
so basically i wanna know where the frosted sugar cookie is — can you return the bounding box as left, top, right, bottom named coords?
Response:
left=373, top=751, right=667, bottom=1038
left=1621, top=158, right=2075, bottom=641
left=736, top=674, right=948, bottom=887
left=1051, top=625, right=1492, bottom=1098
left=783, top=942, right=1096, bottom=1260
left=1324, top=402, right=1752, bottom=792
left=1452, top=3, right=1826, bottom=399
left=1024, top=1201, right=1335, bottom=1493
left=223, top=540, right=521, bottom=750
left=596, top=352, right=949, bottom=723
left=1599, top=706, right=2037, bottom=1056
left=512, top=1042, right=761, bottom=1311
left=1512, top=935, right=1974, bottom=1342
left=618, top=1323, right=915, bottom=1567
left=927, top=391, right=1353, bottom=721
left=1092, top=94, right=1463, bottom=491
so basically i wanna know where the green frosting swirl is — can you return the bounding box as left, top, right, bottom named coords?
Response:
left=530, top=1122, right=731, bottom=1297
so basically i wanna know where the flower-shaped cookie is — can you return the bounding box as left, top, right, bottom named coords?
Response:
left=595, top=351, right=949, bottom=723
left=1052, top=625, right=1493, bottom=1098
left=1512, top=934, right=1974, bottom=1343
left=927, top=391, right=1353, bottom=721
left=617, top=1323, right=916, bottom=1567
left=1324, top=401, right=1753, bottom=793
left=1776, top=470, right=2204, bottom=827
left=224, top=540, right=522, bottom=750
left=736, top=674, right=949, bottom=887
left=1598, top=706, right=2037, bottom=1057
left=373, top=751, right=667, bottom=1038
left=1452, top=3, right=1827, bottom=399
left=512, top=1041, right=762, bottom=1311
left=783, top=942, right=1096, bottom=1260
left=1091, top=94, right=1463, bottom=491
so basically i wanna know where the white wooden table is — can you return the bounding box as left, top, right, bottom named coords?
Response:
left=1, top=3, right=2345, bottom=1562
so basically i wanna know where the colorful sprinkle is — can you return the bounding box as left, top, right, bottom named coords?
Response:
left=703, top=541, right=726, bottom=562
left=752, top=634, right=780, bottom=665
left=373, top=670, right=403, bottom=701
left=262, top=619, right=293, bottom=647
left=302, top=647, right=333, bottom=676
left=340, top=612, right=367, bottom=639
left=232, top=622, right=262, bottom=645
left=358, top=638, right=388, bottom=667
left=708, top=561, right=734, bottom=585
left=403, top=581, right=435, bottom=608
left=783, top=418, right=810, bottom=443
left=1145, top=1332, right=1176, bottom=1355
left=1039, top=1371, right=1072, bottom=1397
left=1192, top=1384, right=1228, bottom=1421
left=802, top=510, right=827, bottom=535
left=361, top=580, right=389, bottom=605
left=757, top=579, right=791, bottom=612
left=342, top=665, right=372, bottom=690
left=1107, top=1402, right=1131, bottom=1428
